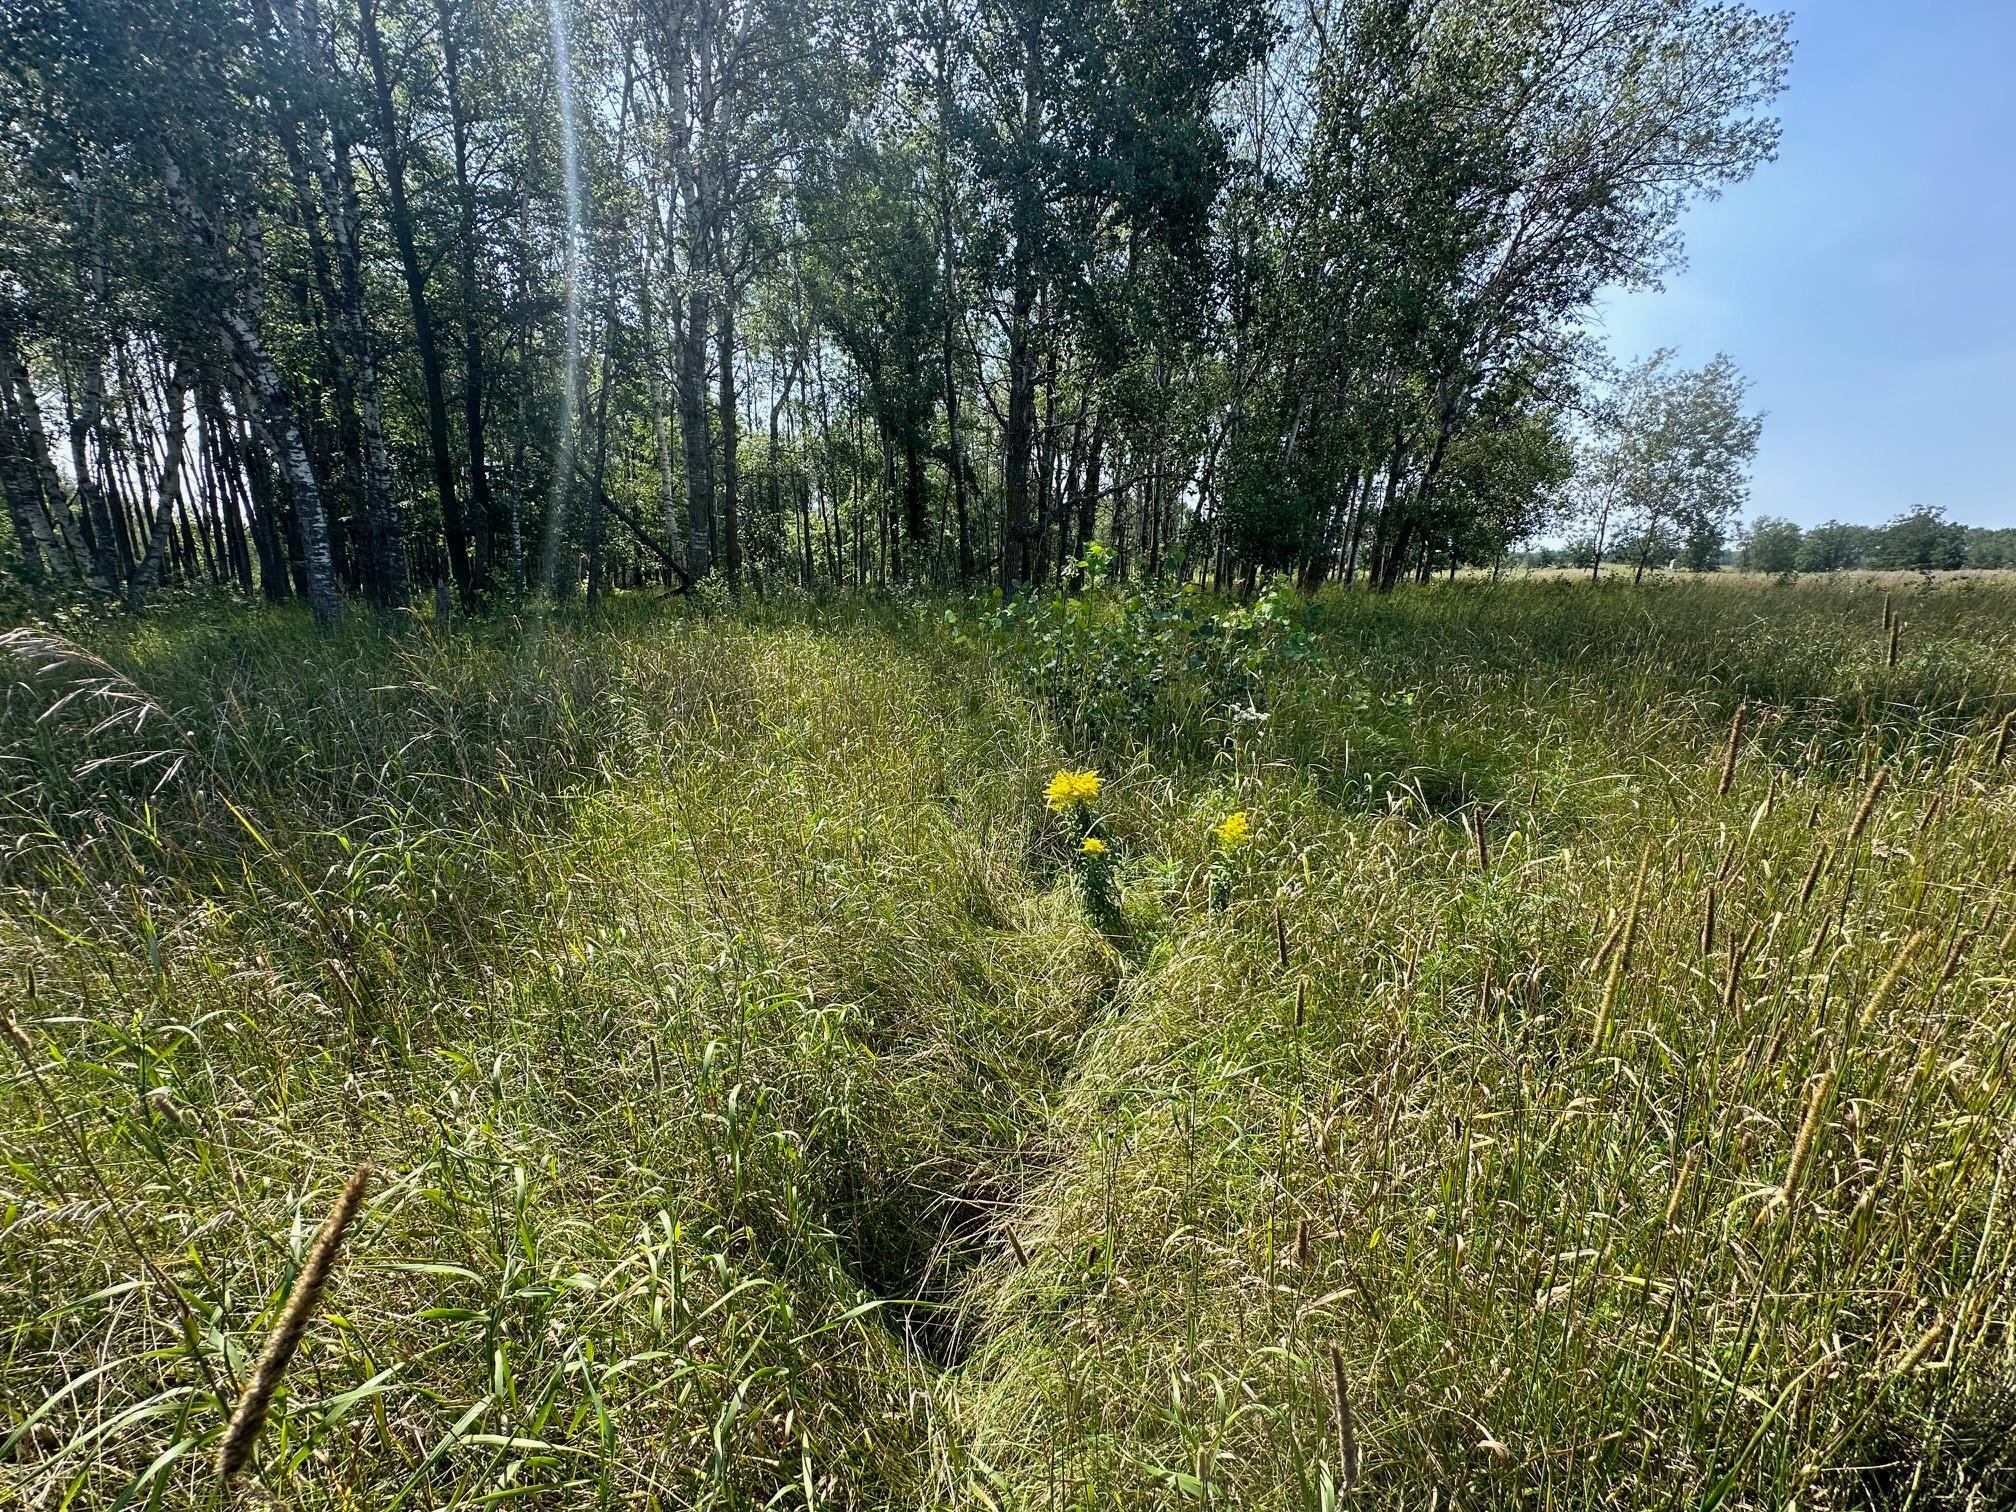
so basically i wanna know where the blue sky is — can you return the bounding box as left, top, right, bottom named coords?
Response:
left=1592, top=0, right=2016, bottom=531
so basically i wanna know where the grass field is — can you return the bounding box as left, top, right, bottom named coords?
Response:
left=3, top=575, right=2014, bottom=1509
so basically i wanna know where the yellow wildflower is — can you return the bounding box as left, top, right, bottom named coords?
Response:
left=1045, top=768, right=1102, bottom=812
left=1079, top=836, right=1108, bottom=856
left=1213, top=810, right=1252, bottom=848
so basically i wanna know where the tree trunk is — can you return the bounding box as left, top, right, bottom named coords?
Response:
left=127, top=364, right=189, bottom=609
left=585, top=309, right=615, bottom=609
left=933, top=9, right=972, bottom=586
left=1000, top=277, right=1037, bottom=596
left=0, top=408, right=50, bottom=580
left=329, top=140, right=410, bottom=608
left=679, top=288, right=714, bottom=576
left=718, top=291, right=740, bottom=592
left=67, top=348, right=121, bottom=590
left=638, top=213, right=686, bottom=573
left=228, top=391, right=290, bottom=602
left=162, top=153, right=340, bottom=625
left=199, top=395, right=255, bottom=592
left=1, top=328, right=84, bottom=582
left=359, top=0, right=475, bottom=606
left=278, top=0, right=407, bottom=608
left=0, top=338, right=63, bottom=580
left=1341, top=469, right=1374, bottom=587
left=1379, top=405, right=1454, bottom=593
left=798, top=472, right=813, bottom=590
left=1074, top=421, right=1103, bottom=582
left=270, top=54, right=368, bottom=583
left=437, top=0, right=494, bottom=590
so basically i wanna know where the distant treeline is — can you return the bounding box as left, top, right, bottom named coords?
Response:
left=1529, top=506, right=2013, bottom=576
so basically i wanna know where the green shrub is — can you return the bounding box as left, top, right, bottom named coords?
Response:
left=987, top=552, right=1319, bottom=754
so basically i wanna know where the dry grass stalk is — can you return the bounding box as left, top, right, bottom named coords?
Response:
left=1699, top=885, right=1717, bottom=955
left=1274, top=905, right=1290, bottom=969
left=1798, top=844, right=1830, bottom=907
left=217, top=1164, right=371, bottom=1486
left=1994, top=710, right=2016, bottom=767
left=1845, top=768, right=1889, bottom=845
left=1887, top=620, right=1901, bottom=668
left=1779, top=1069, right=1836, bottom=1206
left=1594, top=845, right=1652, bottom=1045
left=1594, top=944, right=1626, bottom=1047
left=1295, top=1216, right=1312, bottom=1267
left=1881, top=592, right=1892, bottom=633
left=1591, top=912, right=1626, bottom=976
left=1665, top=1147, right=1702, bottom=1227
left=1723, top=921, right=1760, bottom=1014
left=1932, top=931, right=1974, bottom=996
left=1717, top=704, right=1748, bottom=797
left=1328, top=1344, right=1360, bottom=1492
left=1856, top=931, right=1926, bottom=1034
left=1005, top=1224, right=1030, bottom=1268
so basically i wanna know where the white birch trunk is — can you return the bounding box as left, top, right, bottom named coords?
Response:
left=161, top=153, right=341, bottom=626
left=126, top=365, right=189, bottom=608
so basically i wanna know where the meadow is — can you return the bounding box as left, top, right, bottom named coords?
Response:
left=2, top=573, right=2013, bottom=1509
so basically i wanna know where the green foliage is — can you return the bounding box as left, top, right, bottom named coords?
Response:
left=1966, top=526, right=2016, bottom=569
left=1798, top=518, right=1874, bottom=572
left=1579, top=350, right=1762, bottom=579
left=1866, top=504, right=1970, bottom=572
left=1724, top=512, right=2016, bottom=576
left=987, top=556, right=1318, bottom=751
left=1740, top=513, right=1804, bottom=574
left=6, top=579, right=2016, bottom=1508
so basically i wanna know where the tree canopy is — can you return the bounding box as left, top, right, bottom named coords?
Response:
left=1, top=0, right=1797, bottom=615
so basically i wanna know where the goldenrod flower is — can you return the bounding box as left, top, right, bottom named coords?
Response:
left=1079, top=836, right=1108, bottom=856
left=1045, top=768, right=1102, bottom=812
left=1213, top=810, right=1251, bottom=848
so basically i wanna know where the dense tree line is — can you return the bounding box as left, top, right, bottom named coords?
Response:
left=1530, top=506, right=2013, bottom=576
left=1733, top=508, right=2016, bottom=575
left=0, top=0, right=1794, bottom=621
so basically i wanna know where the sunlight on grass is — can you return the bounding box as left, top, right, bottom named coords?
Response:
left=3, top=577, right=2013, bottom=1507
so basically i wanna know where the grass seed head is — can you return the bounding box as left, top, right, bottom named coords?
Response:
left=1328, top=1344, right=1359, bottom=1491
left=1779, top=1069, right=1837, bottom=1206
left=1718, top=703, right=1748, bottom=796
left=1892, top=1316, right=1946, bottom=1377
left=217, top=1164, right=371, bottom=1486
left=1846, top=767, right=1890, bottom=845
left=1856, top=931, right=1926, bottom=1035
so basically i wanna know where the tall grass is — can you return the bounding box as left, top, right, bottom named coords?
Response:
left=3, top=576, right=2013, bottom=1508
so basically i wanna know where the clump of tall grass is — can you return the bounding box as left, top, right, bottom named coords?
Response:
left=6, top=575, right=2016, bottom=1509
left=956, top=574, right=2016, bottom=1509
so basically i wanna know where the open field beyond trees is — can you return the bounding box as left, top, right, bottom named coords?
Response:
left=4, top=575, right=2015, bottom=1509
